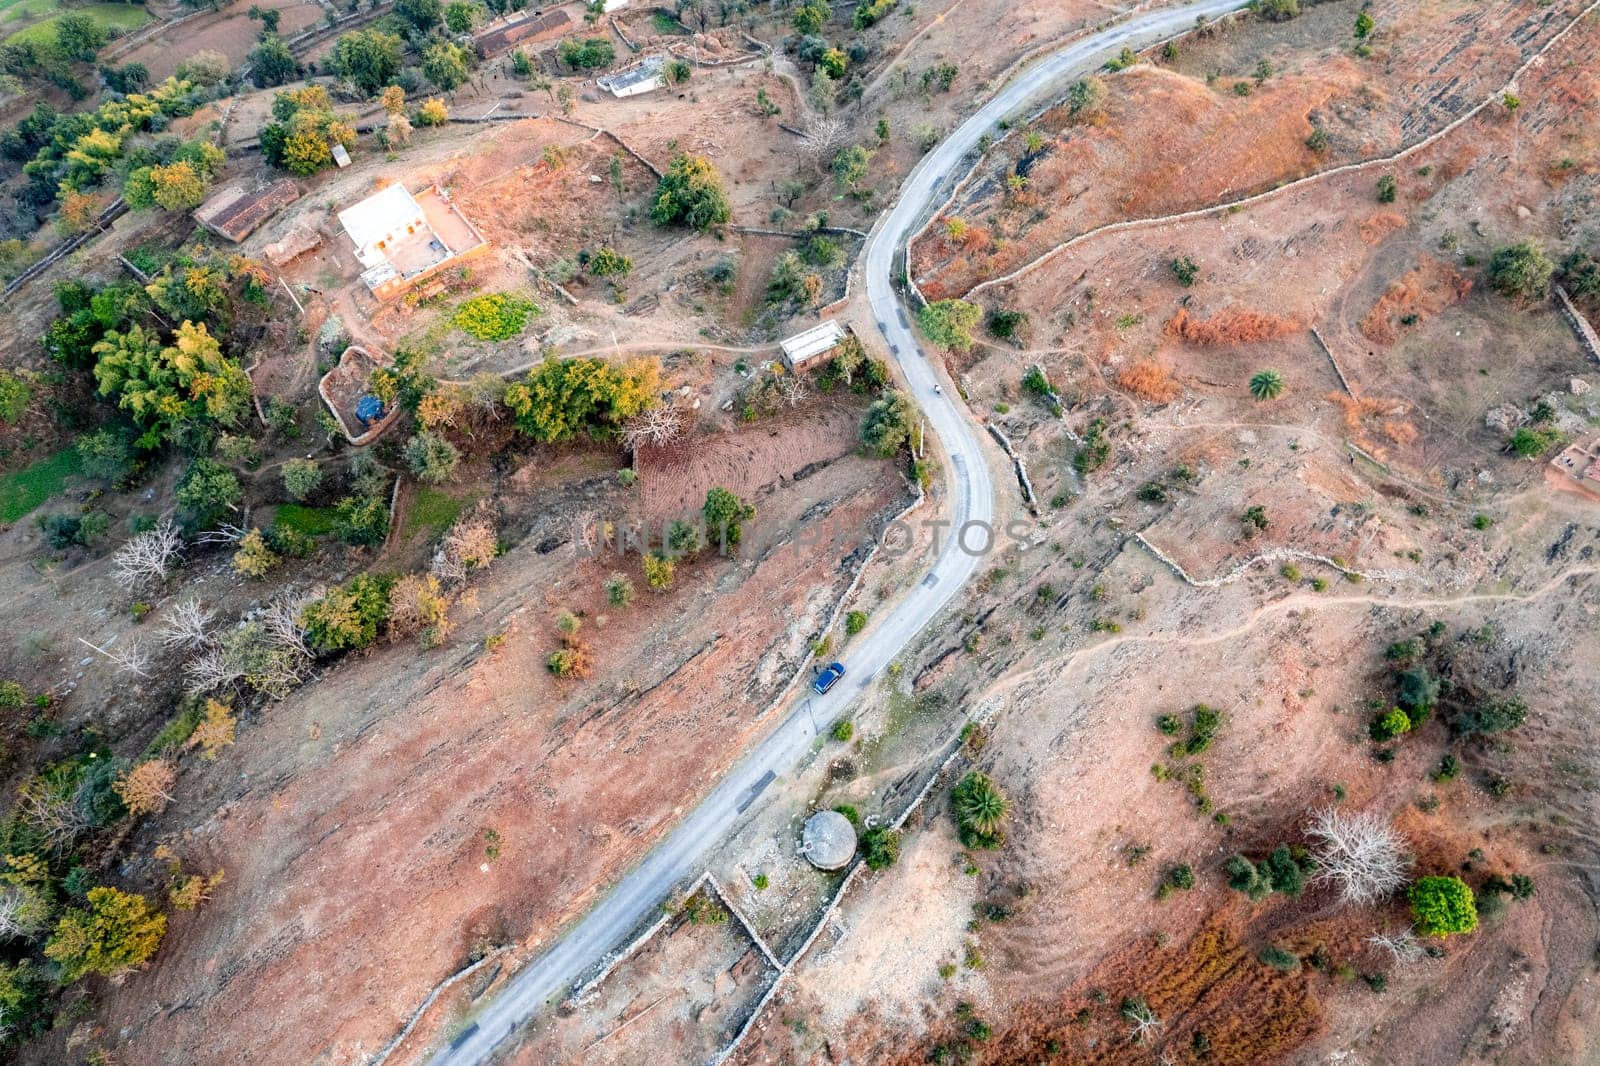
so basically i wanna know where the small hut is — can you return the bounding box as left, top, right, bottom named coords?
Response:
left=801, top=810, right=857, bottom=871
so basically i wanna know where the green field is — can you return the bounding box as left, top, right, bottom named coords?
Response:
left=0, top=447, right=82, bottom=524
left=402, top=487, right=468, bottom=543
left=272, top=503, right=340, bottom=537
left=2, top=3, right=150, bottom=48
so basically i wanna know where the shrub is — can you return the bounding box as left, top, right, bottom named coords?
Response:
left=951, top=771, right=1009, bottom=850
left=1156, top=714, right=1182, bottom=735
left=1170, top=256, right=1199, bottom=286
left=1225, top=854, right=1271, bottom=899
left=335, top=493, right=390, bottom=546
left=830, top=719, right=854, bottom=742
left=1451, top=694, right=1527, bottom=737
left=588, top=247, right=632, bottom=277
left=1409, top=875, right=1477, bottom=936
left=861, top=389, right=915, bottom=457
left=1263, top=844, right=1305, bottom=896
left=1376, top=174, right=1396, bottom=203
left=1508, top=425, right=1561, bottom=458
left=1369, top=708, right=1412, bottom=742
left=845, top=609, right=869, bottom=635
left=604, top=572, right=635, bottom=606
left=1185, top=704, right=1221, bottom=754
left=990, top=308, right=1029, bottom=340
left=1167, top=864, right=1195, bottom=890
left=1249, top=368, right=1285, bottom=400
left=1254, top=0, right=1298, bottom=20
left=1397, top=665, right=1439, bottom=717
left=703, top=487, right=756, bottom=550
left=1066, top=76, right=1107, bottom=116
left=299, top=574, right=393, bottom=652
left=232, top=528, right=280, bottom=578
left=454, top=292, right=538, bottom=341
left=642, top=551, right=675, bottom=591
left=1487, top=241, right=1555, bottom=300
left=1259, top=944, right=1300, bottom=972
left=861, top=825, right=901, bottom=869
left=416, top=97, right=449, bottom=126
left=282, top=458, right=322, bottom=501
left=176, top=458, right=242, bottom=529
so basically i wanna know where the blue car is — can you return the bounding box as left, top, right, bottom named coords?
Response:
left=814, top=662, right=845, bottom=695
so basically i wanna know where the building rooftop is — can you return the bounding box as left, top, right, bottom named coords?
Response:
left=598, top=55, right=667, bottom=95
left=779, top=320, right=846, bottom=367
left=801, top=809, right=857, bottom=870
left=337, top=184, right=424, bottom=262
left=193, top=179, right=301, bottom=243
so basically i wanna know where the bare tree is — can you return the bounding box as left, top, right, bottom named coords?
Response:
left=800, top=116, right=847, bottom=172
left=775, top=374, right=808, bottom=408
left=184, top=644, right=243, bottom=696
left=262, top=587, right=321, bottom=658
left=195, top=522, right=249, bottom=547
left=1121, top=997, right=1161, bottom=1043
left=77, top=636, right=151, bottom=679
left=432, top=511, right=498, bottom=585
left=158, top=599, right=215, bottom=651
left=1367, top=926, right=1425, bottom=963
left=1306, top=807, right=1411, bottom=906
left=15, top=777, right=90, bottom=853
left=620, top=405, right=686, bottom=451
left=0, top=885, right=47, bottom=941
left=112, top=520, right=183, bottom=590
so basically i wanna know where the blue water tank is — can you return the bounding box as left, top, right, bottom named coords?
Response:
left=355, top=395, right=386, bottom=427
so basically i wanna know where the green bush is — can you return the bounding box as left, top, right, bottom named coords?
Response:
left=1451, top=695, right=1527, bottom=737
left=1409, top=875, right=1477, bottom=936
left=281, top=458, right=322, bottom=501
left=861, top=825, right=901, bottom=869
left=650, top=154, right=731, bottom=231
left=1258, top=944, right=1300, bottom=972
left=454, top=293, right=538, bottom=341
left=1508, top=425, right=1561, bottom=458
left=1369, top=708, right=1412, bottom=742
left=1167, top=864, right=1195, bottom=890
left=1185, top=704, right=1221, bottom=755
left=989, top=308, right=1029, bottom=340
left=299, top=573, right=393, bottom=653
left=830, top=719, right=854, bottom=742
left=335, top=494, right=390, bottom=546
left=917, top=299, right=982, bottom=351
left=176, top=457, right=241, bottom=529
left=845, top=609, right=869, bottom=635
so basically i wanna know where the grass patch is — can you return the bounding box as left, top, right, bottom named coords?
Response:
left=651, top=10, right=687, bottom=32
left=4, top=3, right=149, bottom=46
left=0, top=447, right=82, bottom=524
left=402, top=486, right=468, bottom=542
left=272, top=503, right=340, bottom=537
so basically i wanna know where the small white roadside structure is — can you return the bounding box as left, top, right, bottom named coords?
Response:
left=778, top=319, right=846, bottom=371
left=598, top=55, right=667, bottom=98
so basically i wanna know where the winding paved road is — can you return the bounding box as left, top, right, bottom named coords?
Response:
left=425, top=2, right=1244, bottom=1061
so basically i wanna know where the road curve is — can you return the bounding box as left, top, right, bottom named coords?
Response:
left=425, top=3, right=1244, bottom=1061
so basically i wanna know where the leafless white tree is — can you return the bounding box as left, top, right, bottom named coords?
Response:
left=0, top=886, right=45, bottom=941
left=16, top=779, right=90, bottom=853
left=195, top=522, right=249, bottom=547
left=1306, top=807, right=1412, bottom=906
left=112, top=520, right=183, bottom=590
left=620, top=405, right=686, bottom=451
left=1121, top=998, right=1161, bottom=1043
left=77, top=636, right=151, bottom=679
left=774, top=374, right=808, bottom=408
left=184, top=644, right=243, bottom=697
left=1367, top=926, right=1425, bottom=963
left=800, top=116, right=847, bottom=172
left=158, top=599, right=215, bottom=651
left=263, top=587, right=321, bottom=658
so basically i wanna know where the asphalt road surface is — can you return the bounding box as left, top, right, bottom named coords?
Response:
left=426, top=2, right=1245, bottom=1060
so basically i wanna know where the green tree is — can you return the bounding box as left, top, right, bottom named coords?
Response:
left=952, top=771, right=1009, bottom=849
left=260, top=88, right=357, bottom=175
left=331, top=29, right=404, bottom=95
left=93, top=321, right=251, bottom=447
left=650, top=154, right=732, bottom=230
left=444, top=1, right=481, bottom=33
left=395, top=0, right=444, bottom=34
left=404, top=430, right=461, bottom=483
left=45, top=887, right=166, bottom=982
left=281, top=458, right=322, bottom=500
left=1487, top=240, right=1555, bottom=300
left=642, top=551, right=675, bottom=591
left=176, top=457, right=242, bottom=528
left=703, top=487, right=755, bottom=550
left=1369, top=707, right=1411, bottom=742
left=1409, top=875, right=1477, bottom=936
left=917, top=299, right=982, bottom=351
left=791, top=1, right=827, bottom=33
left=149, top=160, right=208, bottom=211
left=1354, top=10, right=1374, bottom=37
left=861, top=825, right=901, bottom=869
left=54, top=12, right=108, bottom=62
left=588, top=247, right=632, bottom=276
left=556, top=36, right=615, bottom=69
left=503, top=357, right=660, bottom=442
left=861, top=389, right=914, bottom=457
left=832, top=143, right=871, bottom=192
left=248, top=35, right=298, bottom=88
left=422, top=41, right=473, bottom=91
left=1248, top=368, right=1284, bottom=401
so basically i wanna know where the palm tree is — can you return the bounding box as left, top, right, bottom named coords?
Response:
left=952, top=772, right=1010, bottom=846
left=1249, top=368, right=1285, bottom=401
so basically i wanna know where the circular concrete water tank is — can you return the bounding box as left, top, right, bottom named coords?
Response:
left=802, top=810, right=858, bottom=871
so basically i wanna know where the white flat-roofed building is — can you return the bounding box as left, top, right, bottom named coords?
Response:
left=779, top=320, right=846, bottom=370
